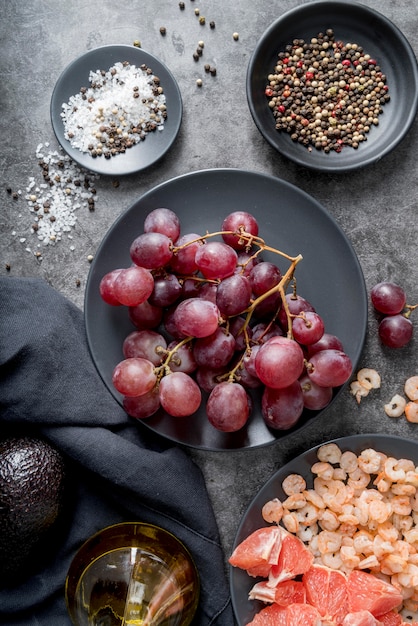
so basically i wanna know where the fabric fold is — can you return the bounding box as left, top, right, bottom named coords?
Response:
left=0, top=277, right=235, bottom=625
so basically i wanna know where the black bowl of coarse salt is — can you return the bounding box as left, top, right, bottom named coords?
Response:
left=50, top=45, right=183, bottom=176
left=246, top=0, right=418, bottom=173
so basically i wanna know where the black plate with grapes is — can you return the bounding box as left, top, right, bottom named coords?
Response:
left=84, top=169, right=367, bottom=450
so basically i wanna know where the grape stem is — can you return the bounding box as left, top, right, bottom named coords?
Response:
left=404, top=304, right=418, bottom=319
left=172, top=228, right=301, bottom=263
left=241, top=253, right=303, bottom=340
left=156, top=336, right=194, bottom=378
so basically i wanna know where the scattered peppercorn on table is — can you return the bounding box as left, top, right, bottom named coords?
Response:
left=1, top=1, right=418, bottom=625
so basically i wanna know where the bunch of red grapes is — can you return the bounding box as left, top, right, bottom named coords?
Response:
left=99, top=208, right=352, bottom=433
left=370, top=282, right=417, bottom=348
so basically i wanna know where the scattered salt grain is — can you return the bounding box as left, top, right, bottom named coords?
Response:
left=61, top=61, right=167, bottom=158
left=21, top=143, right=99, bottom=248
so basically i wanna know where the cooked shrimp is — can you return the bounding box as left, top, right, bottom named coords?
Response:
left=398, top=563, right=418, bottom=588
left=340, top=450, right=359, bottom=473
left=405, top=376, right=418, bottom=401
left=333, top=467, right=348, bottom=481
left=381, top=554, right=408, bottom=575
left=391, top=495, right=412, bottom=516
left=358, top=554, right=380, bottom=570
left=262, top=498, right=283, bottom=523
left=402, top=527, right=418, bottom=546
left=303, top=488, right=326, bottom=510
left=282, top=493, right=307, bottom=510
left=405, top=470, right=418, bottom=487
left=391, top=482, right=416, bottom=496
left=340, top=545, right=361, bottom=570
left=282, top=511, right=300, bottom=533
left=384, top=457, right=406, bottom=482
left=357, top=368, right=381, bottom=390
left=347, top=467, right=370, bottom=491
left=317, top=530, right=342, bottom=554
left=295, top=504, right=319, bottom=527
left=319, top=508, right=340, bottom=532
left=282, top=473, right=307, bottom=496
left=391, top=513, right=413, bottom=533
left=368, top=499, right=392, bottom=524
left=405, top=401, right=418, bottom=423
left=374, top=472, right=392, bottom=493
left=353, top=530, right=374, bottom=555
left=350, top=380, right=369, bottom=404
left=358, top=448, right=384, bottom=474
left=317, top=443, right=342, bottom=464
left=322, top=552, right=344, bottom=570
left=384, top=394, right=406, bottom=417
left=311, top=461, right=334, bottom=480
left=377, top=520, right=399, bottom=543
left=297, top=523, right=319, bottom=544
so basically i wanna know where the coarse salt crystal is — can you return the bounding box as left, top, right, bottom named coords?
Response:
left=60, top=62, right=167, bottom=158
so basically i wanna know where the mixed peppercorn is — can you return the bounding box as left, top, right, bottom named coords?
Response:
left=265, top=29, right=390, bottom=153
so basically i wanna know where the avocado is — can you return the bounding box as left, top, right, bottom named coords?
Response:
left=0, top=433, right=67, bottom=586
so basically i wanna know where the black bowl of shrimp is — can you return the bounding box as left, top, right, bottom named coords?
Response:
left=230, top=434, right=418, bottom=625
left=247, top=1, right=418, bottom=172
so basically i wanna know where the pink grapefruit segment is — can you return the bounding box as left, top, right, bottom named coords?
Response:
left=249, top=579, right=306, bottom=606
left=303, top=564, right=348, bottom=624
left=267, top=529, right=314, bottom=586
left=347, top=570, right=403, bottom=617
left=229, top=526, right=282, bottom=578
left=247, top=602, right=322, bottom=626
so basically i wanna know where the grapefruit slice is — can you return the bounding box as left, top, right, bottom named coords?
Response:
left=342, top=610, right=385, bottom=626
left=247, top=602, right=322, bottom=626
left=347, top=570, right=403, bottom=617
left=247, top=603, right=287, bottom=626
left=249, top=579, right=306, bottom=606
left=267, top=529, right=314, bottom=586
left=229, top=526, right=282, bottom=578
left=303, top=563, right=348, bottom=623
left=377, top=611, right=403, bottom=626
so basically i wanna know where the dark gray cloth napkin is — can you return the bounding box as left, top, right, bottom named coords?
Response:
left=0, top=276, right=235, bottom=625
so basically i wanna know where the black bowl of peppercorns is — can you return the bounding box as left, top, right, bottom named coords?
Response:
left=247, top=0, right=418, bottom=173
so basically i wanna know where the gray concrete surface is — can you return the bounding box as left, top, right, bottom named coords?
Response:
left=1, top=0, right=418, bottom=613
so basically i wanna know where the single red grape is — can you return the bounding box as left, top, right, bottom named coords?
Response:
left=278, top=293, right=315, bottom=331
left=378, top=315, right=413, bottom=348
left=123, top=386, right=161, bottom=419
left=371, top=282, right=406, bottom=315
left=307, top=333, right=344, bottom=357
left=122, top=330, right=167, bottom=365
left=255, top=336, right=304, bottom=389
left=166, top=341, right=197, bottom=374
left=112, top=358, right=157, bottom=397
left=129, top=300, right=163, bottom=330
left=307, top=349, right=352, bottom=388
left=143, top=207, right=180, bottom=241
left=159, top=372, right=201, bottom=417
left=99, top=268, right=123, bottom=305
left=292, top=311, right=325, bottom=346
left=216, top=274, right=252, bottom=316
left=206, top=382, right=250, bottom=431
left=195, top=241, right=238, bottom=280
left=149, top=272, right=182, bottom=307
left=171, top=233, right=202, bottom=274
left=113, top=266, right=154, bottom=306
left=221, top=211, right=259, bottom=250
left=130, top=231, right=173, bottom=269
left=193, top=327, right=236, bottom=368
left=299, top=374, right=333, bottom=411
left=261, top=381, right=304, bottom=430
left=173, top=298, right=220, bottom=338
